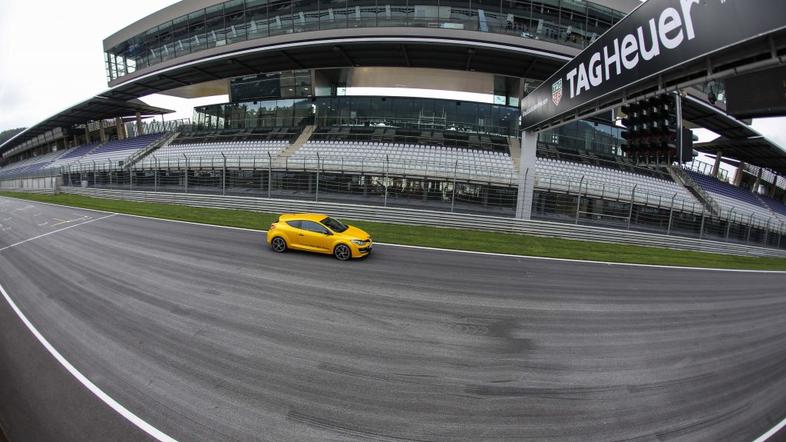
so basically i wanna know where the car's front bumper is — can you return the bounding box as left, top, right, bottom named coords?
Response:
left=351, top=242, right=373, bottom=257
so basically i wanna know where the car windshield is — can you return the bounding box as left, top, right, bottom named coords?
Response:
left=321, top=217, right=348, bottom=233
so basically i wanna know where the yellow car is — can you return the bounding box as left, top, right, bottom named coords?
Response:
left=266, top=213, right=373, bottom=260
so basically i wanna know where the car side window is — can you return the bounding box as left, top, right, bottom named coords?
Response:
left=301, top=220, right=329, bottom=234
left=286, top=220, right=302, bottom=229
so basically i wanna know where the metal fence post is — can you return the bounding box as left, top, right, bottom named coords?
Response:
left=183, top=153, right=189, bottom=193
left=267, top=152, right=272, bottom=198
left=764, top=217, right=771, bottom=246
left=746, top=213, right=754, bottom=243
left=129, top=164, right=133, bottom=191
left=627, top=184, right=637, bottom=230
left=315, top=153, right=320, bottom=202
left=725, top=208, right=735, bottom=240
left=667, top=193, right=676, bottom=235
left=384, top=155, right=389, bottom=207
left=699, top=208, right=706, bottom=240
left=575, top=176, right=585, bottom=224
left=451, top=160, right=458, bottom=212
left=221, top=152, right=226, bottom=196
left=153, top=156, right=159, bottom=192
left=778, top=221, right=784, bottom=249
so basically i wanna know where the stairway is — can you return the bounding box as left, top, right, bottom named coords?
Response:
left=669, top=164, right=719, bottom=215
left=123, top=132, right=179, bottom=169
left=279, top=125, right=316, bottom=158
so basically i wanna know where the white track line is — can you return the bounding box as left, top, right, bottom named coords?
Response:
left=0, top=214, right=116, bottom=253
left=0, top=210, right=177, bottom=441
left=753, top=417, right=786, bottom=442
left=0, top=282, right=177, bottom=442
left=2, top=196, right=786, bottom=273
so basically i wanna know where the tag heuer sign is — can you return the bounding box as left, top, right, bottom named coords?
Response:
left=520, top=0, right=786, bottom=130
left=551, top=80, right=563, bottom=107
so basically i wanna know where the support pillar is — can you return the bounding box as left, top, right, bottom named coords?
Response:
left=752, top=167, right=763, bottom=194
left=72, top=134, right=78, bottom=147
left=515, top=131, right=537, bottom=220
left=136, top=112, right=144, bottom=136
left=711, top=151, right=722, bottom=178
left=115, top=117, right=126, bottom=140
left=733, top=162, right=746, bottom=186
left=84, top=125, right=90, bottom=144
left=99, top=120, right=107, bottom=143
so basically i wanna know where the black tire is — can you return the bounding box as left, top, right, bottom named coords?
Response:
left=333, top=244, right=352, bottom=261
left=271, top=236, right=287, bottom=253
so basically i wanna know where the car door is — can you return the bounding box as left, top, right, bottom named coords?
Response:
left=284, top=220, right=308, bottom=250
left=299, top=220, right=333, bottom=252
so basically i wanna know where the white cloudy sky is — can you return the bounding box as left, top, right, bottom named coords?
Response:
left=1, top=0, right=785, bottom=151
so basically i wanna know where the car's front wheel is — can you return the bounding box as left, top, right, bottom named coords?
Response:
left=333, top=244, right=351, bottom=261
left=271, top=236, right=287, bottom=253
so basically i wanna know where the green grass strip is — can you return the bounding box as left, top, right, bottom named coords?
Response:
left=2, top=190, right=786, bottom=271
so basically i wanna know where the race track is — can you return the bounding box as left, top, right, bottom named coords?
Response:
left=0, top=195, right=785, bottom=441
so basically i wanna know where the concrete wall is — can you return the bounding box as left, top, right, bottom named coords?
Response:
left=0, top=176, right=60, bottom=193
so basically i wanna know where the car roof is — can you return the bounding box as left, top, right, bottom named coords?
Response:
left=279, top=213, right=329, bottom=222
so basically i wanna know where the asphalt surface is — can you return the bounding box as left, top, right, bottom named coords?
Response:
left=0, top=195, right=785, bottom=442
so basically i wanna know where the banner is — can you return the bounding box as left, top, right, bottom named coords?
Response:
left=521, top=0, right=786, bottom=130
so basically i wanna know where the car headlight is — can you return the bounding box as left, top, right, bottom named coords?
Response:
left=351, top=239, right=366, bottom=245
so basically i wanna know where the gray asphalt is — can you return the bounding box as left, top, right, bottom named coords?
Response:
left=0, top=195, right=785, bottom=441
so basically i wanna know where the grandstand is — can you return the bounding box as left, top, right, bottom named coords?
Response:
left=536, top=157, right=698, bottom=207
left=141, top=139, right=289, bottom=167
left=0, top=149, right=66, bottom=178
left=292, top=140, right=515, bottom=181
left=687, top=170, right=786, bottom=222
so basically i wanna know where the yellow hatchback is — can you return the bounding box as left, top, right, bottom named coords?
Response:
left=266, top=213, right=373, bottom=260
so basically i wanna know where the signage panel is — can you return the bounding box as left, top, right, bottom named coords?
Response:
left=726, top=65, right=786, bottom=119
left=521, top=0, right=786, bottom=130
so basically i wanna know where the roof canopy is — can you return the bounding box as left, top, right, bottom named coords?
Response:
left=695, top=137, right=786, bottom=176
left=0, top=96, right=173, bottom=156
left=683, top=95, right=786, bottom=176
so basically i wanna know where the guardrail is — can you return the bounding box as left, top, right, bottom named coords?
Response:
left=62, top=187, right=786, bottom=258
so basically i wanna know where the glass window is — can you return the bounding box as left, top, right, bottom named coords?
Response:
left=141, top=27, right=160, bottom=68
left=205, top=4, right=226, bottom=48
left=158, top=22, right=175, bottom=61
left=189, top=10, right=207, bottom=52
left=301, top=220, right=330, bottom=233
left=246, top=0, right=269, bottom=38
left=320, top=0, right=348, bottom=30
left=225, top=0, right=247, bottom=44
left=348, top=0, right=378, bottom=28
left=377, top=0, right=414, bottom=26
left=286, top=220, right=303, bottom=228
left=172, top=16, right=191, bottom=56
left=268, top=0, right=294, bottom=35
left=293, top=0, right=320, bottom=31
left=320, top=217, right=349, bottom=232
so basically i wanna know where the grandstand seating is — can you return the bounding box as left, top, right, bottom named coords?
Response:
left=291, top=140, right=515, bottom=179
left=0, top=149, right=68, bottom=177
left=76, top=133, right=164, bottom=167
left=686, top=170, right=784, bottom=221
left=536, top=157, right=697, bottom=205
left=758, top=195, right=786, bottom=218
left=144, top=139, right=289, bottom=166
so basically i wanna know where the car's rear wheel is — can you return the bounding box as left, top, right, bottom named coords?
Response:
left=334, top=244, right=351, bottom=261
left=271, top=236, right=287, bottom=253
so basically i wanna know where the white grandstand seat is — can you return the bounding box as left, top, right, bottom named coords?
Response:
left=291, top=141, right=515, bottom=180
left=140, top=139, right=289, bottom=168
left=535, top=157, right=701, bottom=209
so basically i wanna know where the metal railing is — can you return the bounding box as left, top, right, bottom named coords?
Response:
left=3, top=152, right=786, bottom=252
